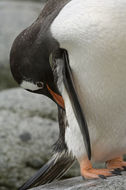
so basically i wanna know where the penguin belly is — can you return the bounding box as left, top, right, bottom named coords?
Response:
left=51, top=0, right=126, bottom=162
left=63, top=56, right=126, bottom=162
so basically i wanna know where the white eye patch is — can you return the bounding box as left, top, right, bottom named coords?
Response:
left=21, top=81, right=43, bottom=91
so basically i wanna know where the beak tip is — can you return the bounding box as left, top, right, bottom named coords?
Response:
left=46, top=84, right=65, bottom=109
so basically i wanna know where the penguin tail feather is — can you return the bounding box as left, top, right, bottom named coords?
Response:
left=18, top=151, right=75, bottom=190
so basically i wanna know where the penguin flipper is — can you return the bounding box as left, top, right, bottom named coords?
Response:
left=52, top=49, right=91, bottom=160
left=18, top=151, right=75, bottom=190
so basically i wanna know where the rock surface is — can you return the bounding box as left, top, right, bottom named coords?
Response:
left=0, top=0, right=44, bottom=90
left=31, top=174, right=126, bottom=190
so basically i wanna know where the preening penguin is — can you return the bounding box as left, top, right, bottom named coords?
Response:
left=10, top=0, right=126, bottom=189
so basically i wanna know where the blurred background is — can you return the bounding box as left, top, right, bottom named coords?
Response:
left=0, top=0, right=79, bottom=189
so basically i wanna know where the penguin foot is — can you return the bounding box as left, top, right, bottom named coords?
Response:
left=81, top=168, right=115, bottom=179
left=106, top=156, right=126, bottom=172
left=80, top=158, right=120, bottom=179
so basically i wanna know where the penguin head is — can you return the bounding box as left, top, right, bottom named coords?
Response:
left=10, top=24, right=64, bottom=109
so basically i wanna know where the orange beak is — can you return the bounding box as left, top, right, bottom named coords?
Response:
left=46, top=84, right=65, bottom=109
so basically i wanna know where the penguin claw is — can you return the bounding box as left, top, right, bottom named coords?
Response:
left=123, top=166, right=126, bottom=171
left=98, top=175, right=106, bottom=179
left=114, top=168, right=122, bottom=172
left=111, top=170, right=122, bottom=175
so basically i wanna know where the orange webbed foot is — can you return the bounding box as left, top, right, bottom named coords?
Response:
left=106, top=157, right=126, bottom=171
left=80, top=158, right=121, bottom=180
left=81, top=168, right=116, bottom=179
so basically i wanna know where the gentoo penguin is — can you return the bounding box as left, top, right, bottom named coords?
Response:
left=10, top=0, right=126, bottom=189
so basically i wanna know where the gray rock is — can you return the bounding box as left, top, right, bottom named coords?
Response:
left=0, top=0, right=44, bottom=90
left=31, top=174, right=126, bottom=190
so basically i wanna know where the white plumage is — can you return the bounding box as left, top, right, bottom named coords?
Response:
left=51, top=0, right=126, bottom=162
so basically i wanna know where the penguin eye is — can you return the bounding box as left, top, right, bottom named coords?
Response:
left=36, top=82, right=44, bottom=88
